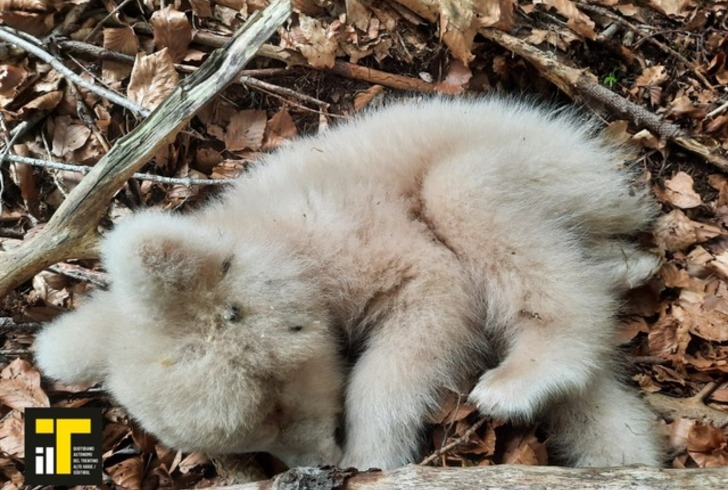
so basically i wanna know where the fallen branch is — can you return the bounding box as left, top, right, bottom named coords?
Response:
left=0, top=0, right=292, bottom=298
left=480, top=28, right=728, bottom=172
left=208, top=464, right=728, bottom=490
left=5, top=154, right=234, bottom=187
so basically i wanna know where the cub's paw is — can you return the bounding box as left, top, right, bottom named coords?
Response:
left=467, top=366, right=550, bottom=422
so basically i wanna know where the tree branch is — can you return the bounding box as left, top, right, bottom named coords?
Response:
left=0, top=0, right=293, bottom=298
left=207, top=464, right=728, bottom=490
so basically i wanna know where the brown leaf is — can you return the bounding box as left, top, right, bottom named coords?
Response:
left=635, top=65, right=668, bottom=87
left=102, top=27, right=139, bottom=83
left=0, top=64, right=27, bottom=96
left=51, top=116, right=91, bottom=157
left=653, top=209, right=723, bottom=252
left=107, top=456, right=144, bottom=489
left=435, top=59, right=473, bottom=94
left=225, top=110, right=267, bottom=151
left=0, top=413, right=25, bottom=459
left=263, top=108, right=298, bottom=150
left=18, top=89, right=62, bottom=114
left=0, top=0, right=46, bottom=10
left=502, top=431, right=547, bottom=465
left=646, top=0, right=695, bottom=17
left=662, top=172, right=702, bottom=209
left=535, top=0, right=597, bottom=39
left=151, top=6, right=192, bottom=62
left=295, top=15, right=338, bottom=69
left=127, top=49, right=179, bottom=110
left=0, top=358, right=50, bottom=411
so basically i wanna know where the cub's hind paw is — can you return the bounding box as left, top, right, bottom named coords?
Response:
left=468, top=368, right=548, bottom=422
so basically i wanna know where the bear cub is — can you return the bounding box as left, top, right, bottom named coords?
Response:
left=35, top=97, right=664, bottom=469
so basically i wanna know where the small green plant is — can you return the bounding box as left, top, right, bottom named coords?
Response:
left=603, top=72, right=618, bottom=88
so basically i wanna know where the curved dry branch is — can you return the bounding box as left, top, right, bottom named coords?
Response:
left=0, top=0, right=292, bottom=298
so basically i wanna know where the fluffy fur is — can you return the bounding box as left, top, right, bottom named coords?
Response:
left=35, top=97, right=663, bottom=469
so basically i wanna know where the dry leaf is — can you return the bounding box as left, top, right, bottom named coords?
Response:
left=653, top=209, right=723, bottom=252
left=51, top=116, right=92, bottom=157
left=102, top=27, right=139, bottom=82
left=0, top=413, right=25, bottom=459
left=225, top=110, right=267, bottom=151
left=0, top=64, right=27, bottom=96
left=151, top=6, right=192, bottom=62
left=296, top=15, right=338, bottom=69
left=263, top=108, right=298, bottom=150
left=127, top=49, right=179, bottom=110
left=662, top=172, right=702, bottom=209
left=647, top=0, right=694, bottom=17
left=0, top=358, right=50, bottom=411
left=535, top=0, right=597, bottom=39
left=635, top=65, right=668, bottom=87
left=107, top=456, right=144, bottom=489
left=0, top=0, right=46, bottom=10
left=435, top=59, right=473, bottom=94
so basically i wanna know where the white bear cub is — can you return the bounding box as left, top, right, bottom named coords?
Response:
left=35, top=97, right=663, bottom=469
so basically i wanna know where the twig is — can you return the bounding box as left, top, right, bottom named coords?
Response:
left=0, top=0, right=293, bottom=298
left=4, top=154, right=235, bottom=186
left=420, top=417, right=489, bottom=466
left=53, top=38, right=327, bottom=108
left=48, top=263, right=109, bottom=288
left=480, top=27, right=728, bottom=172
left=0, top=318, right=42, bottom=331
left=0, top=26, right=149, bottom=117
left=328, top=60, right=437, bottom=92
left=577, top=3, right=713, bottom=90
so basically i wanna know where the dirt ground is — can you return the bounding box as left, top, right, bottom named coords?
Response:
left=1, top=1, right=727, bottom=488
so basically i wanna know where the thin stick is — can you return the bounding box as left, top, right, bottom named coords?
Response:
left=4, top=154, right=235, bottom=186
left=419, top=417, right=489, bottom=466
left=0, top=26, right=149, bottom=117
left=0, top=318, right=42, bottom=331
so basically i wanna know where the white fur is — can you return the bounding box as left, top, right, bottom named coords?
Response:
left=35, top=97, right=662, bottom=469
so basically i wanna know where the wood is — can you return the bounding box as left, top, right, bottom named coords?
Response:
left=0, top=0, right=292, bottom=298
left=480, top=28, right=728, bottom=172
left=208, top=464, right=728, bottom=490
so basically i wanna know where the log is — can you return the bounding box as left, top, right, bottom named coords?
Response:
left=210, top=464, right=728, bottom=490
left=0, top=0, right=292, bottom=298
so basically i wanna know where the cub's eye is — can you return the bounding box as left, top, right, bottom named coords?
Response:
left=290, top=325, right=303, bottom=332
left=224, top=304, right=243, bottom=323
left=221, top=257, right=233, bottom=275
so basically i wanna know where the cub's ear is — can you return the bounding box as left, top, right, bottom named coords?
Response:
left=34, top=292, right=113, bottom=385
left=102, top=211, right=229, bottom=294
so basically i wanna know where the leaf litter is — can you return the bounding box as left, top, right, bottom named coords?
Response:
left=0, top=0, right=727, bottom=487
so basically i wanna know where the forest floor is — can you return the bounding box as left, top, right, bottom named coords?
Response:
left=1, top=0, right=727, bottom=488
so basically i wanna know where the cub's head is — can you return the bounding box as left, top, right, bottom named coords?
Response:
left=35, top=211, right=344, bottom=466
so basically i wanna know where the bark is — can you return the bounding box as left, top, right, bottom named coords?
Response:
left=0, top=0, right=292, bottom=298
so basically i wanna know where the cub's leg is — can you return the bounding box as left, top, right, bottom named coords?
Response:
left=466, top=245, right=620, bottom=423
left=545, top=371, right=663, bottom=466
left=339, top=264, right=480, bottom=470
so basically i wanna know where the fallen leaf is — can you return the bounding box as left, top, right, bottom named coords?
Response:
left=225, top=110, right=267, bottom=151
left=0, top=358, right=50, bottom=411
left=0, top=413, right=25, bottom=459
left=51, top=116, right=91, bottom=157
left=662, top=172, right=702, bottom=209
left=653, top=209, right=723, bottom=252
left=102, top=27, right=139, bottom=82
left=263, top=108, right=298, bottom=150
left=151, top=6, right=192, bottom=62
left=127, top=48, right=179, bottom=110
left=535, top=0, right=597, bottom=39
